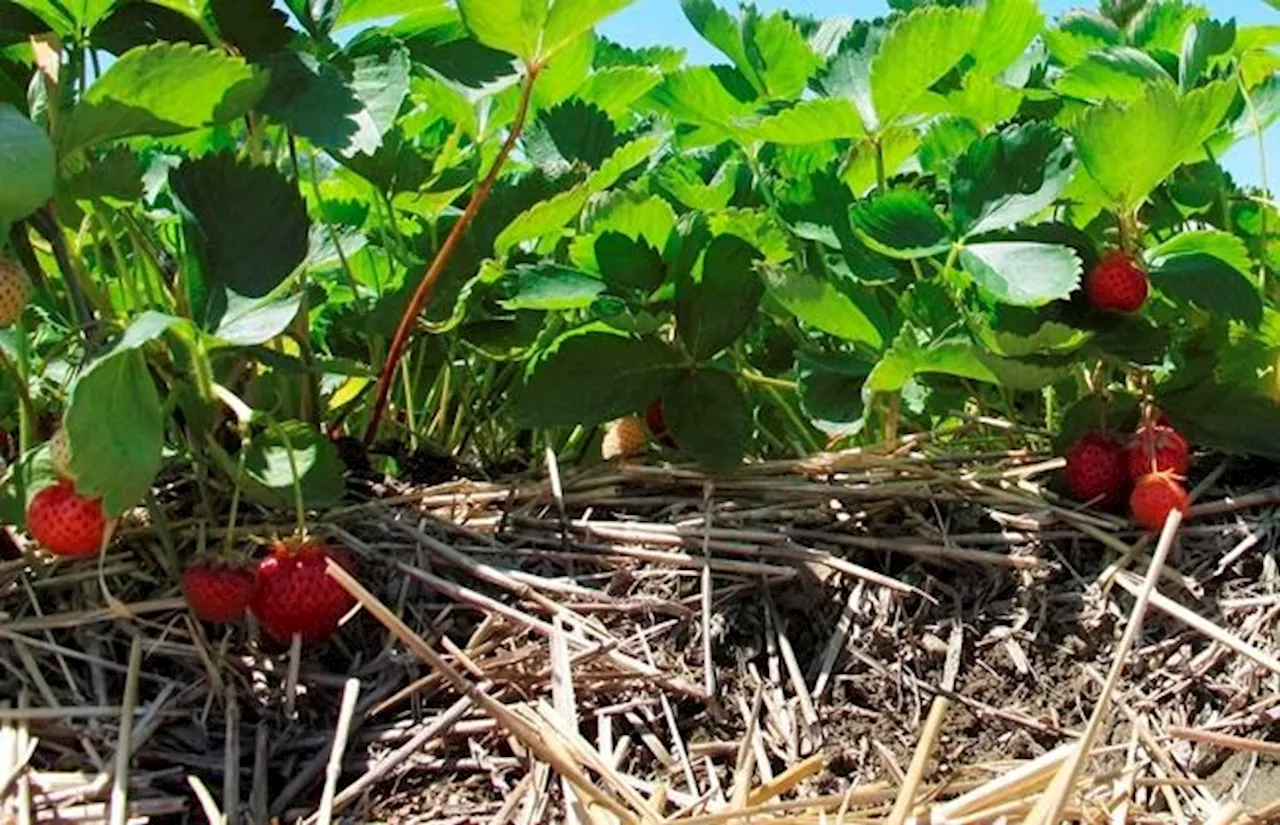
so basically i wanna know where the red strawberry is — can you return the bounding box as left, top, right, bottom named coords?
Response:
left=250, top=541, right=357, bottom=643
left=645, top=398, right=677, bottom=450
left=183, top=560, right=257, bottom=623
left=0, top=259, right=30, bottom=328
left=1086, top=250, right=1148, bottom=313
left=1130, top=472, right=1189, bottom=531
left=1064, top=432, right=1127, bottom=506
left=1125, top=418, right=1189, bottom=479
left=26, top=480, right=107, bottom=557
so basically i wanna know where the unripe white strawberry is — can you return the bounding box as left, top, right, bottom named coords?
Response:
left=602, top=416, right=648, bottom=460
left=0, top=258, right=30, bottom=327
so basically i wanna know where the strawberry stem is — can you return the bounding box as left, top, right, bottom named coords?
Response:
left=363, top=64, right=542, bottom=446
left=269, top=420, right=308, bottom=540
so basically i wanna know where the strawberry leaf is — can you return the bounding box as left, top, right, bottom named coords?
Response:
left=869, top=5, right=982, bottom=128
left=1147, top=230, right=1263, bottom=325
left=663, top=369, right=749, bottom=471
left=950, top=121, right=1074, bottom=238
left=1071, top=79, right=1237, bottom=211
left=675, top=234, right=763, bottom=360
left=763, top=265, right=886, bottom=350
left=65, top=348, right=166, bottom=516
left=516, top=324, right=683, bottom=426
left=498, top=265, right=606, bottom=311
left=849, top=188, right=953, bottom=259
left=170, top=152, right=311, bottom=303
left=60, top=43, right=268, bottom=156
left=960, top=242, right=1082, bottom=307
left=241, top=421, right=346, bottom=510
left=797, top=352, right=872, bottom=436
left=0, top=104, right=54, bottom=224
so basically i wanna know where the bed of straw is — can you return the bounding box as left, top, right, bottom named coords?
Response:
left=2, top=422, right=1280, bottom=824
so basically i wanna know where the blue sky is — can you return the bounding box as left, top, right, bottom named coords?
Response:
left=598, top=0, right=1279, bottom=187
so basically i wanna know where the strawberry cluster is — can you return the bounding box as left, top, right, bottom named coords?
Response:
left=183, top=540, right=358, bottom=644
left=1063, top=413, right=1191, bottom=531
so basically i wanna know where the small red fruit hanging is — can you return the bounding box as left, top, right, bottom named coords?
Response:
left=1063, top=432, right=1127, bottom=505
left=183, top=560, right=258, bottom=623
left=1125, top=416, right=1189, bottom=479
left=1129, top=473, right=1189, bottom=532
left=1086, top=250, right=1148, bottom=314
left=250, top=540, right=357, bottom=643
left=26, top=480, right=107, bottom=557
left=645, top=398, right=677, bottom=450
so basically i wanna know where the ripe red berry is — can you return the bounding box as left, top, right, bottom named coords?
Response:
left=1125, top=418, right=1189, bottom=479
left=1129, top=473, right=1189, bottom=531
left=645, top=398, right=677, bottom=450
left=1064, top=432, right=1127, bottom=506
left=183, top=561, right=257, bottom=623
left=1086, top=250, right=1148, bottom=313
left=250, top=541, right=357, bottom=643
left=26, top=480, right=107, bottom=557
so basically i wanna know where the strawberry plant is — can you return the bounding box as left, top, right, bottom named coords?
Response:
left=0, top=0, right=1271, bottom=541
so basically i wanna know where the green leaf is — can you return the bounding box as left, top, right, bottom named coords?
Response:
left=849, top=188, right=952, bottom=259
left=496, top=184, right=590, bottom=252
left=1147, top=230, right=1262, bottom=325
left=61, top=43, right=268, bottom=156
left=866, top=335, right=999, bottom=393
left=525, top=99, right=618, bottom=171
left=1071, top=79, right=1237, bottom=211
left=595, top=232, right=664, bottom=293
left=1056, top=47, right=1171, bottom=103
left=969, top=0, right=1043, bottom=77
left=579, top=66, right=662, bottom=119
left=951, top=121, right=1074, bottom=238
left=763, top=266, right=885, bottom=349
left=676, top=234, right=763, bottom=360
left=65, top=349, right=164, bottom=515
left=663, top=369, right=749, bottom=470
left=797, top=352, right=871, bottom=436
left=213, top=294, right=301, bottom=346
left=739, top=98, right=864, bottom=144
left=499, top=265, right=606, bottom=310
left=960, top=242, right=1082, bottom=307
left=1158, top=380, right=1280, bottom=460
left=974, top=352, right=1074, bottom=391
left=1180, top=19, right=1236, bottom=90
left=261, top=50, right=410, bottom=158
left=654, top=156, right=739, bottom=212
left=170, top=152, right=311, bottom=302
left=242, top=421, right=346, bottom=510
left=870, top=5, right=982, bottom=127
left=1130, top=0, right=1206, bottom=53
left=457, top=0, right=544, bottom=62
left=517, top=324, right=683, bottom=426
left=0, top=104, right=54, bottom=223
left=680, top=0, right=760, bottom=91
left=542, top=0, right=632, bottom=62
left=1043, top=10, right=1123, bottom=66
left=646, top=66, right=755, bottom=135
left=336, top=0, right=447, bottom=29
left=745, top=10, right=820, bottom=99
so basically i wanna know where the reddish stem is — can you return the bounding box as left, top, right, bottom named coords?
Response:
left=363, top=66, right=541, bottom=446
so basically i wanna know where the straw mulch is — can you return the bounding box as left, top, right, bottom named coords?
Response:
left=2, top=426, right=1280, bottom=824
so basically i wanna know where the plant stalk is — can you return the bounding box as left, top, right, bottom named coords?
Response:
left=363, top=66, right=542, bottom=445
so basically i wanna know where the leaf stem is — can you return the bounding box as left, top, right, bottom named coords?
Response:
left=363, top=65, right=542, bottom=445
